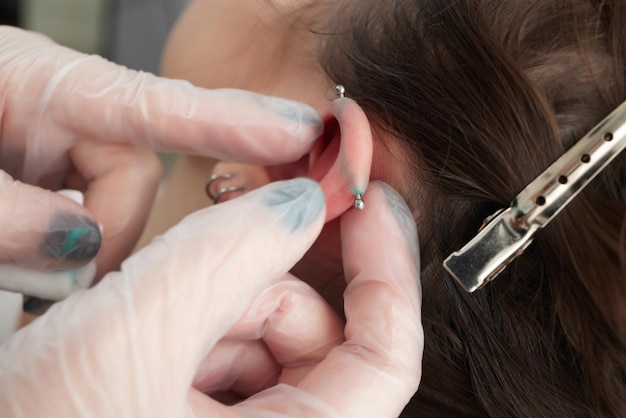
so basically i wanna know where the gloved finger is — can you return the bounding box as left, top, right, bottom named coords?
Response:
left=0, top=170, right=101, bottom=271
left=68, top=140, right=162, bottom=279
left=225, top=276, right=344, bottom=379
left=189, top=274, right=344, bottom=414
left=193, top=338, right=280, bottom=397
left=0, top=179, right=326, bottom=417
left=1, top=27, right=323, bottom=166
left=234, top=181, right=423, bottom=418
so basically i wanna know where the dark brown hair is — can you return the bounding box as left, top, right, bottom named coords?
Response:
left=320, top=0, right=626, bottom=416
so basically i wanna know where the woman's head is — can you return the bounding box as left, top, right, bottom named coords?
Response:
left=161, top=0, right=625, bottom=415
left=319, top=0, right=626, bottom=415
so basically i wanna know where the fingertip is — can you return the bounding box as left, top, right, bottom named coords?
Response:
left=376, top=182, right=420, bottom=264
left=22, top=296, right=54, bottom=316
left=261, top=178, right=326, bottom=232
left=45, top=190, right=102, bottom=263
left=344, top=181, right=420, bottom=263
left=261, top=96, right=324, bottom=143
left=0, top=178, right=101, bottom=269
left=41, top=212, right=102, bottom=262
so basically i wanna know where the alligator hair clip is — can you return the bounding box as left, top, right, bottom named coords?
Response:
left=444, top=101, right=626, bottom=292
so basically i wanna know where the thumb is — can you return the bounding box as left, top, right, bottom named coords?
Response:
left=0, top=179, right=326, bottom=417
left=109, top=178, right=327, bottom=363
left=0, top=170, right=101, bottom=271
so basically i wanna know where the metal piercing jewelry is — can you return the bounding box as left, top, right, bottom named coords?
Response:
left=353, top=193, right=365, bottom=210
left=335, top=84, right=346, bottom=98
left=205, top=173, right=245, bottom=205
left=335, top=84, right=366, bottom=211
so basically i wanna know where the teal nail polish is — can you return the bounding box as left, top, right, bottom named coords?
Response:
left=263, top=178, right=325, bottom=230
left=42, top=214, right=102, bottom=261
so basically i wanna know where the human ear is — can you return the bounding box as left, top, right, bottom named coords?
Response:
left=309, top=98, right=373, bottom=222
left=220, top=98, right=373, bottom=222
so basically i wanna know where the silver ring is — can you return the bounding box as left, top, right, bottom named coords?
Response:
left=212, top=186, right=245, bottom=204
left=205, top=173, right=234, bottom=200
left=205, top=173, right=244, bottom=204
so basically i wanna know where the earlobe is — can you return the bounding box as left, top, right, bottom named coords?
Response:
left=309, top=98, right=373, bottom=222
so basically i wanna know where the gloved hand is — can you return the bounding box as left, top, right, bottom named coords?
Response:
left=0, top=26, right=321, bottom=286
left=0, top=179, right=423, bottom=418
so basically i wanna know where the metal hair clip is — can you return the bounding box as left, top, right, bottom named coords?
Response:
left=444, top=100, right=626, bottom=292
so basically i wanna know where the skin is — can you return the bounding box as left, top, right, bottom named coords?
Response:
left=141, top=0, right=412, bottom=312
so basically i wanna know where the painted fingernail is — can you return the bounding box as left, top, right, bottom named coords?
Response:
left=264, top=98, right=324, bottom=139
left=23, top=296, right=54, bottom=316
left=42, top=213, right=102, bottom=261
left=380, top=182, right=420, bottom=262
left=263, top=178, right=325, bottom=230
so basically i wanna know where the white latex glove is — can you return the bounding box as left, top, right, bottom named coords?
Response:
left=0, top=179, right=423, bottom=418
left=0, top=26, right=321, bottom=283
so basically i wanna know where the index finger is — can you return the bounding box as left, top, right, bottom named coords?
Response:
left=2, top=27, right=323, bottom=163
left=59, top=57, right=324, bottom=163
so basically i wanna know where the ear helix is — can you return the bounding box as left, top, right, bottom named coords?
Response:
left=318, top=85, right=373, bottom=222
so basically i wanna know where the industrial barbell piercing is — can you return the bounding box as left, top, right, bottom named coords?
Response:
left=205, top=173, right=245, bottom=204
left=335, top=84, right=367, bottom=211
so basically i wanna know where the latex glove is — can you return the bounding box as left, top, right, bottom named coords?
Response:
left=0, top=26, right=321, bottom=283
left=0, top=179, right=423, bottom=418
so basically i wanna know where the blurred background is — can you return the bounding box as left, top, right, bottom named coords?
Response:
left=0, top=0, right=188, bottom=339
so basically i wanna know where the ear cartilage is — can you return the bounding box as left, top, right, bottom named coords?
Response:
left=336, top=84, right=364, bottom=211
left=335, top=84, right=346, bottom=98
left=353, top=193, right=365, bottom=210
left=319, top=84, right=373, bottom=221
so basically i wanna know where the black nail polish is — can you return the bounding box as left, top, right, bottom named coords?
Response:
left=42, top=213, right=102, bottom=261
left=23, top=296, right=55, bottom=316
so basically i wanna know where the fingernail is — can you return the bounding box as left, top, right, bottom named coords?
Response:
left=264, top=98, right=324, bottom=139
left=23, top=296, right=54, bottom=316
left=42, top=213, right=102, bottom=261
left=263, top=178, right=325, bottom=230
left=380, top=182, right=420, bottom=261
